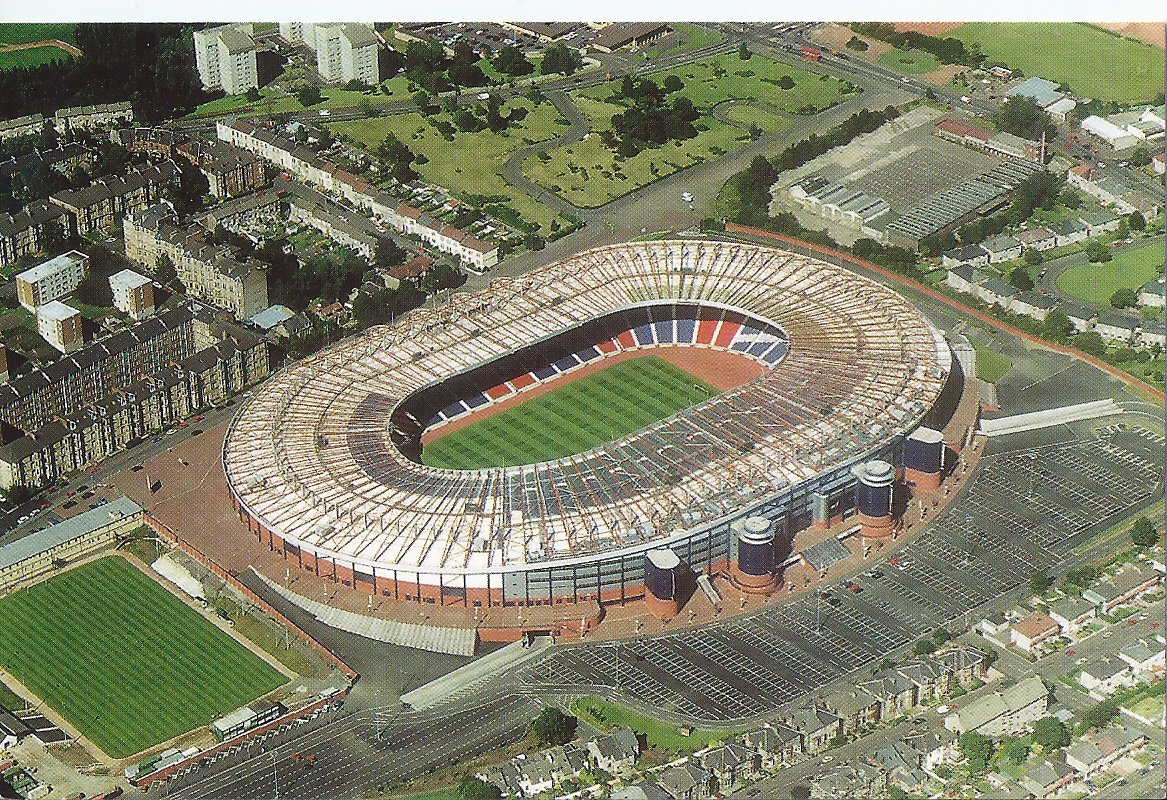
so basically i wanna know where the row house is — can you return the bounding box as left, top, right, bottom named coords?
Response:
left=979, top=234, right=1023, bottom=264
left=124, top=203, right=269, bottom=319
left=1065, top=724, right=1148, bottom=779
left=657, top=761, right=715, bottom=800
left=1082, top=562, right=1162, bottom=613
left=1058, top=300, right=1096, bottom=332
left=55, top=101, right=134, bottom=131
left=175, top=137, right=266, bottom=198
left=698, top=742, right=760, bottom=790
left=288, top=192, right=379, bottom=262
left=0, top=305, right=195, bottom=438
left=1016, top=226, right=1056, bottom=251
left=218, top=119, right=500, bottom=270
left=49, top=162, right=179, bottom=236
left=0, top=113, right=45, bottom=141
left=1012, top=290, right=1058, bottom=322
left=978, top=277, right=1020, bottom=311
left=1094, top=310, right=1141, bottom=344
left=0, top=201, right=71, bottom=267
left=1018, top=760, right=1076, bottom=799
left=1047, top=595, right=1097, bottom=634
left=196, top=191, right=285, bottom=236
left=943, top=674, right=1048, bottom=735
left=1078, top=658, right=1137, bottom=697
left=941, top=244, right=989, bottom=270
left=739, top=724, right=803, bottom=771
left=858, top=669, right=917, bottom=721
left=1138, top=319, right=1164, bottom=349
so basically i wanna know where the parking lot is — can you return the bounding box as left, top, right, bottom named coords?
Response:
left=520, top=422, right=1164, bottom=723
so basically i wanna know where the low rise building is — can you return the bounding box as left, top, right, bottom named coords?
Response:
left=1117, top=639, right=1164, bottom=675
left=1010, top=611, right=1060, bottom=652
left=1078, top=209, right=1123, bottom=237
left=1083, top=562, right=1162, bottom=612
left=1048, top=218, right=1089, bottom=247
left=942, top=245, right=989, bottom=269
left=1047, top=595, right=1096, bottom=634
left=196, top=190, right=285, bottom=235
left=1094, top=310, right=1140, bottom=344
left=1012, top=290, right=1058, bottom=323
left=1018, top=760, right=1076, bottom=799
left=824, top=687, right=881, bottom=733
left=944, top=675, right=1048, bottom=735
left=656, top=761, right=714, bottom=800
left=1057, top=300, right=1096, bottom=332
left=981, top=234, right=1023, bottom=264
left=1153, top=152, right=1165, bottom=175
left=36, top=300, right=84, bottom=353
left=289, top=190, right=380, bottom=262
left=109, top=269, right=156, bottom=320
left=1081, top=115, right=1139, bottom=151
left=54, top=101, right=134, bottom=131
left=1078, top=658, right=1136, bottom=696
left=1138, top=319, right=1164, bottom=349
left=1016, top=226, right=1056, bottom=251
left=0, top=113, right=45, bottom=141
left=587, top=727, right=639, bottom=773
left=790, top=703, right=842, bottom=751
left=589, top=22, right=671, bottom=52
left=1138, top=277, right=1165, bottom=309
left=739, top=724, right=802, bottom=770
left=979, top=277, right=1021, bottom=312
left=15, top=249, right=89, bottom=311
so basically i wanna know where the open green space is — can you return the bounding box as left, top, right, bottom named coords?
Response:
left=191, top=78, right=413, bottom=118
left=877, top=48, right=942, bottom=74
left=0, top=45, right=74, bottom=71
left=570, top=696, right=732, bottom=752
left=329, top=98, right=566, bottom=234
left=0, top=22, right=77, bottom=45
left=950, top=22, right=1165, bottom=104
left=422, top=355, right=718, bottom=469
left=1056, top=243, right=1165, bottom=305
left=642, top=22, right=725, bottom=58
left=0, top=556, right=286, bottom=759
left=719, top=103, right=790, bottom=131
left=971, top=338, right=1013, bottom=382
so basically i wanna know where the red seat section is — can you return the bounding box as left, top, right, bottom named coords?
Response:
left=596, top=339, right=618, bottom=354
left=484, top=384, right=511, bottom=401
left=511, top=373, right=536, bottom=390
left=696, top=318, right=719, bottom=345
left=616, top=330, right=636, bottom=349
left=714, top=321, right=740, bottom=348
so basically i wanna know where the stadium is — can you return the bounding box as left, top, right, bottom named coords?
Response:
left=223, top=240, right=962, bottom=611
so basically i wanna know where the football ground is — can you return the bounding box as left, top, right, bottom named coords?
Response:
left=421, top=355, right=719, bottom=469
left=0, top=556, right=286, bottom=759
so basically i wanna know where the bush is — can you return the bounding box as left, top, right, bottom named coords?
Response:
left=530, top=707, right=574, bottom=746
left=913, top=638, right=938, bottom=656
left=1024, top=249, right=1044, bottom=266
left=1110, top=287, right=1137, bottom=308
left=846, top=35, right=869, bottom=51
left=296, top=85, right=322, bottom=107
left=1029, top=568, right=1053, bottom=594
left=1130, top=517, right=1160, bottom=547
left=1076, top=699, right=1119, bottom=734
left=1032, top=716, right=1071, bottom=749
left=1085, top=239, right=1113, bottom=263
left=1073, top=330, right=1108, bottom=358
left=458, top=774, right=501, bottom=799
left=1009, top=266, right=1034, bottom=291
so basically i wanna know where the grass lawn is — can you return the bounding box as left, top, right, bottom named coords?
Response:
left=877, top=48, right=942, bottom=74
left=0, top=556, right=286, bottom=759
left=971, top=339, right=1013, bottom=382
left=0, top=45, right=74, bottom=71
left=0, top=22, right=77, bottom=45
left=1056, top=243, right=1165, bottom=305
left=422, top=355, right=718, bottom=469
left=191, top=78, right=413, bottom=118
left=642, top=22, right=725, bottom=58
left=570, top=696, right=732, bottom=752
left=950, top=22, right=1165, bottom=104
left=720, top=103, right=790, bottom=131
left=329, top=98, right=566, bottom=234
left=1124, top=695, right=1164, bottom=723
left=525, top=95, right=748, bottom=208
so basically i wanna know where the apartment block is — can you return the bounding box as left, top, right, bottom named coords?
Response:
left=16, top=250, right=90, bottom=311
left=36, top=301, right=85, bottom=354
left=0, top=201, right=71, bottom=268
left=109, top=269, right=156, bottom=320
left=49, top=162, right=178, bottom=236
left=194, top=24, right=258, bottom=95
left=281, top=23, right=380, bottom=85
left=124, top=203, right=269, bottom=319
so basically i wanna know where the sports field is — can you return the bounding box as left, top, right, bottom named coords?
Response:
left=1056, top=243, right=1164, bottom=305
left=421, top=355, right=718, bottom=469
left=0, top=556, right=286, bottom=759
left=950, top=22, right=1164, bottom=104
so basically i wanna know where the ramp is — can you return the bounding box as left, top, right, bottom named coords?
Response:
left=978, top=399, right=1123, bottom=437
left=251, top=569, right=476, bottom=656
left=401, top=635, right=552, bottom=710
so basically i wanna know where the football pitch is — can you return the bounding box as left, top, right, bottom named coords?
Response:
left=0, top=556, right=286, bottom=759
left=422, top=355, right=718, bottom=469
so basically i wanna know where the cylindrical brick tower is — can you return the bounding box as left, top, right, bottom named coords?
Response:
left=903, top=427, right=944, bottom=494
left=852, top=460, right=896, bottom=539
left=731, top=516, right=778, bottom=594
left=644, top=548, right=681, bottom=619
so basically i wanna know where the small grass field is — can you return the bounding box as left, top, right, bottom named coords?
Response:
left=0, top=22, right=77, bottom=45
left=0, top=46, right=74, bottom=71
left=422, top=355, right=717, bottom=469
left=570, top=696, right=733, bottom=752
left=970, top=339, right=1013, bottom=383
left=877, top=48, right=941, bottom=74
left=0, top=557, right=286, bottom=759
left=330, top=97, right=567, bottom=234
left=1056, top=243, right=1165, bottom=305
left=719, top=103, right=789, bottom=131
left=950, top=22, right=1165, bottom=104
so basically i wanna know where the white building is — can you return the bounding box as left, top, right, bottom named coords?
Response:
left=194, top=24, right=258, bottom=95
left=109, top=268, right=156, bottom=320
left=944, top=675, right=1048, bottom=736
left=282, top=23, right=379, bottom=85
left=15, top=249, right=89, bottom=311
left=36, top=300, right=84, bottom=353
left=1080, top=115, right=1138, bottom=151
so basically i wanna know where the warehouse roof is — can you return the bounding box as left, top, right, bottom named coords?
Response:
left=0, top=496, right=142, bottom=572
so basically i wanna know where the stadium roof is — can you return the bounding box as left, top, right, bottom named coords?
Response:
left=224, top=241, right=948, bottom=580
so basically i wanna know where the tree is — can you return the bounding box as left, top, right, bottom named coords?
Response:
left=1032, top=717, right=1071, bottom=750
left=662, top=74, right=684, bottom=94
left=155, top=253, right=177, bottom=285
left=526, top=85, right=545, bottom=104
left=296, top=85, right=322, bottom=107
left=993, top=96, right=1055, bottom=141
left=494, top=45, right=534, bottom=77
left=1024, top=248, right=1044, bottom=266
left=958, top=731, right=993, bottom=773
left=1073, top=330, right=1108, bottom=358
left=530, top=707, right=573, bottom=746
left=738, top=41, right=752, bottom=60
left=846, top=35, right=869, bottom=52
left=1060, top=187, right=1082, bottom=209
left=457, top=775, right=501, bottom=800
left=1130, top=517, right=1160, bottom=547
left=245, top=86, right=262, bottom=102
left=524, top=233, right=546, bottom=251
left=1008, top=266, right=1034, bottom=291
left=1110, top=287, right=1137, bottom=308
left=777, top=75, right=795, bottom=90
left=1029, top=568, right=1053, bottom=594
left=374, top=237, right=407, bottom=269
left=1064, top=564, right=1101, bottom=587
left=1003, top=736, right=1031, bottom=765
left=912, top=638, right=938, bottom=656
left=541, top=43, right=582, bottom=76
left=1084, top=239, right=1112, bottom=263
left=1042, top=309, right=1073, bottom=343
left=1076, top=699, right=1119, bottom=734
left=1128, top=211, right=1146, bottom=231
left=376, top=133, right=420, bottom=183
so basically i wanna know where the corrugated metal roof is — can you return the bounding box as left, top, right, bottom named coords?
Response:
left=0, top=495, right=142, bottom=572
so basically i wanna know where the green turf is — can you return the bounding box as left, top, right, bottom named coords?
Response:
left=970, top=339, right=1013, bottom=383
left=877, top=48, right=941, bottom=74
left=570, top=696, right=734, bottom=752
left=422, top=355, right=718, bottom=469
left=719, top=103, right=790, bottom=131
left=0, top=557, right=286, bottom=759
left=1056, top=243, right=1165, bottom=305
left=950, top=22, right=1165, bottom=104
left=0, top=22, right=77, bottom=45
left=0, top=45, right=74, bottom=71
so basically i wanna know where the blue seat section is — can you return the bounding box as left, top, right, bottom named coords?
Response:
left=633, top=324, right=654, bottom=346
left=441, top=402, right=464, bottom=419
left=748, top=340, right=771, bottom=357
left=464, top=393, right=489, bottom=409
left=676, top=318, right=695, bottom=343
left=553, top=356, right=578, bottom=373
left=761, top=342, right=788, bottom=365
left=576, top=347, right=601, bottom=362
left=428, top=414, right=444, bottom=427
left=533, top=365, right=557, bottom=380
left=653, top=320, right=673, bottom=343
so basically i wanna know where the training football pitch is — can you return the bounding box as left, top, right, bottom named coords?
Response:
left=422, top=355, right=718, bottom=469
left=0, top=556, right=286, bottom=759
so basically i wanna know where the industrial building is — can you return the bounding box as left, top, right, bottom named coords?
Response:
left=194, top=24, right=259, bottom=95
left=224, top=241, right=962, bottom=611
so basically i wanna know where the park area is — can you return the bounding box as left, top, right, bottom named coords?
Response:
left=570, top=696, right=730, bottom=752
left=421, top=355, right=718, bottom=469
left=1055, top=243, right=1164, bottom=306
left=0, top=22, right=78, bottom=71
left=876, top=48, right=941, bottom=74
left=0, top=556, right=286, bottom=759
left=949, top=22, right=1165, bottom=104
left=330, top=97, right=568, bottom=234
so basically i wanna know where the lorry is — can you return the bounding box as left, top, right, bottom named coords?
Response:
left=800, top=46, right=822, bottom=61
